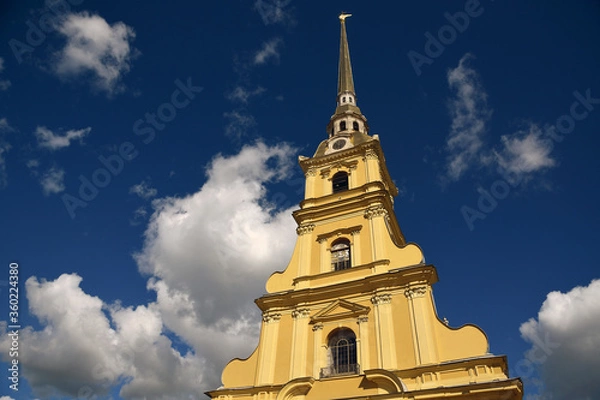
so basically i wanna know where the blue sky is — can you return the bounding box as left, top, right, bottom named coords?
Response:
left=0, top=1, right=599, bottom=399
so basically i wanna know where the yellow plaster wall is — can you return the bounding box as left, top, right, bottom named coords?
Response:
left=221, top=347, right=258, bottom=388
left=273, top=316, right=294, bottom=383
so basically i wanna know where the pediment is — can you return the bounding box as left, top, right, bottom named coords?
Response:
left=310, top=299, right=370, bottom=324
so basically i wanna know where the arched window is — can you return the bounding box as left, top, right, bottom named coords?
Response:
left=353, top=121, right=359, bottom=131
left=342, top=96, right=346, bottom=103
left=323, top=328, right=358, bottom=377
left=332, top=171, right=348, bottom=193
left=331, top=239, right=351, bottom=271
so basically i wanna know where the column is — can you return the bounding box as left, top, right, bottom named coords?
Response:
left=296, top=223, right=315, bottom=278
left=350, top=229, right=361, bottom=266
left=320, top=169, right=331, bottom=195
left=371, top=293, right=397, bottom=369
left=357, top=316, right=370, bottom=371
left=304, top=168, right=316, bottom=199
left=365, top=205, right=387, bottom=262
left=312, top=323, right=324, bottom=378
left=349, top=164, right=358, bottom=189
left=318, top=238, right=329, bottom=273
left=405, top=285, right=438, bottom=365
left=290, top=308, right=311, bottom=379
left=364, top=149, right=381, bottom=186
left=256, top=312, right=281, bottom=385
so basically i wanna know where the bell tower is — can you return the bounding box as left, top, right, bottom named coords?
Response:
left=206, top=14, right=523, bottom=400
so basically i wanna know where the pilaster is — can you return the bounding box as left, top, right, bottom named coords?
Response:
left=405, top=285, right=438, bottom=365
left=371, top=292, right=397, bottom=369
left=256, top=312, right=282, bottom=385
left=290, top=308, right=311, bottom=379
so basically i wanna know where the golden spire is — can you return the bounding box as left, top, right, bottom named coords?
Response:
left=327, top=13, right=366, bottom=137
left=337, top=13, right=355, bottom=96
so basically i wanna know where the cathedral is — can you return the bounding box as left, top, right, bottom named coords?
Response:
left=206, top=14, right=523, bottom=400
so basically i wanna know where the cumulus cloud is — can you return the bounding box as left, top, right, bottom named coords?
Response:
left=35, top=126, right=91, bottom=150
left=254, top=38, right=283, bottom=65
left=130, top=179, right=158, bottom=199
left=53, top=12, right=137, bottom=95
left=134, top=142, right=298, bottom=386
left=227, top=86, right=266, bottom=104
left=0, top=142, right=299, bottom=397
left=254, top=0, right=295, bottom=26
left=0, top=274, right=205, bottom=399
left=493, top=124, right=557, bottom=184
left=40, top=166, right=66, bottom=195
left=520, top=279, right=600, bottom=400
left=224, top=110, right=256, bottom=139
left=443, top=53, right=492, bottom=182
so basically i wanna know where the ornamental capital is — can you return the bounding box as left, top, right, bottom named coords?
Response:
left=292, top=308, right=311, bottom=319
left=312, top=323, right=324, bottom=332
left=404, top=286, right=427, bottom=299
left=357, top=316, right=369, bottom=324
left=364, top=205, right=387, bottom=220
left=296, top=223, right=315, bottom=235
left=371, top=293, right=392, bottom=305
left=364, top=149, right=379, bottom=160
left=305, top=168, right=317, bottom=177
left=262, top=312, right=282, bottom=323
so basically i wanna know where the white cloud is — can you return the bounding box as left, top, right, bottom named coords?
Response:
left=130, top=180, right=157, bottom=199
left=134, top=142, right=298, bottom=387
left=53, top=12, right=137, bottom=95
left=0, top=118, right=13, bottom=132
left=26, top=159, right=40, bottom=169
left=0, top=274, right=206, bottom=399
left=254, top=0, right=295, bottom=26
left=130, top=206, right=149, bottom=226
left=0, top=57, right=10, bottom=91
left=0, top=396, right=16, bottom=400
left=227, top=86, right=266, bottom=104
left=224, top=110, right=256, bottom=139
left=0, top=143, right=299, bottom=396
left=493, top=124, right=557, bottom=184
left=443, top=53, right=491, bottom=182
left=35, top=126, right=91, bottom=150
left=520, top=280, right=600, bottom=400
left=40, top=166, right=66, bottom=195
left=254, top=38, right=283, bottom=65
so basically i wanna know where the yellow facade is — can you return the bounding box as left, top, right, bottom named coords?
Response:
left=206, top=14, right=522, bottom=400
